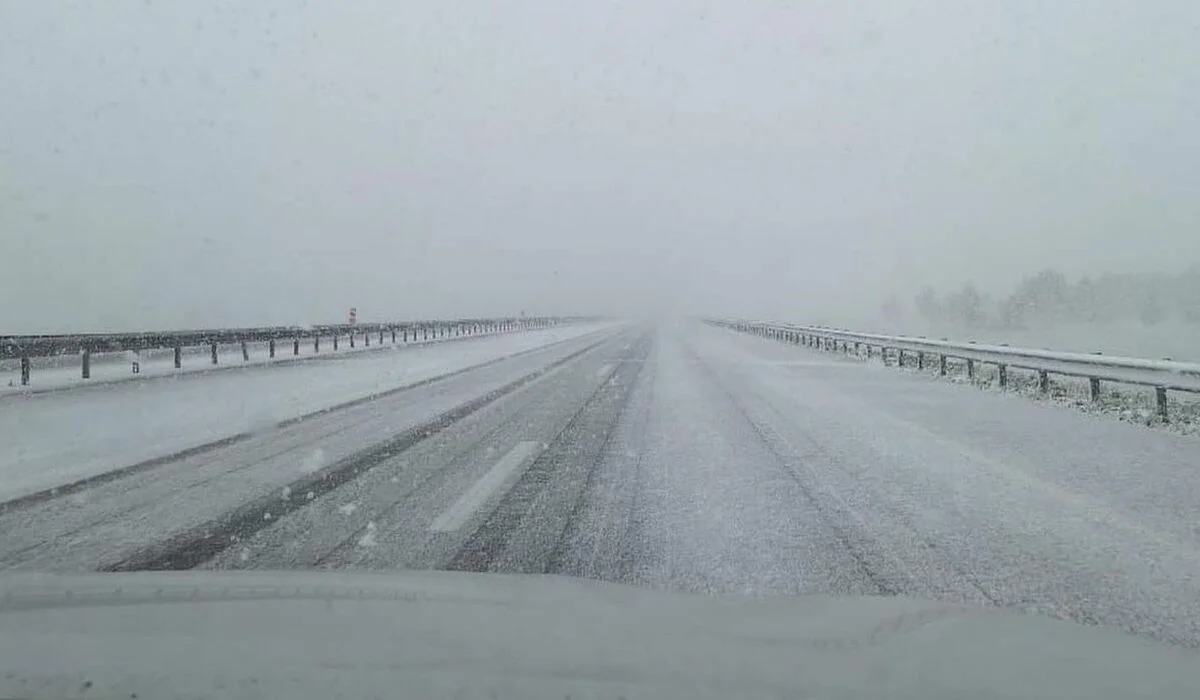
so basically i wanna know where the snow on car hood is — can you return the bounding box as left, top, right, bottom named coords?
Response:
left=0, top=569, right=1196, bottom=699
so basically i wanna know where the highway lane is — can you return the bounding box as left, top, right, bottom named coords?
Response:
left=6, top=321, right=1200, bottom=649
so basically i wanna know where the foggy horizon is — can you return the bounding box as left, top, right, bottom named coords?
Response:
left=4, top=0, right=1199, bottom=333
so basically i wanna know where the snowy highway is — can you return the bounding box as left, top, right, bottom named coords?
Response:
left=3, top=321, right=1199, bottom=648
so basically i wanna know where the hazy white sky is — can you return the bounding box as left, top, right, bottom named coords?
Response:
left=3, top=0, right=1198, bottom=332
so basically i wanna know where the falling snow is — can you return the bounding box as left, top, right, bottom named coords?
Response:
left=357, top=522, right=377, bottom=548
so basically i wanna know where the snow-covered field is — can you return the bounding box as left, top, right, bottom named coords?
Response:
left=0, top=323, right=611, bottom=501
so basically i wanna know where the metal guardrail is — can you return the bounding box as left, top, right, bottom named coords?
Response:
left=712, top=319, right=1200, bottom=420
left=3, top=317, right=581, bottom=386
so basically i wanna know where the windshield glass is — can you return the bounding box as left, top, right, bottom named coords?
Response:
left=2, top=0, right=1199, bottom=696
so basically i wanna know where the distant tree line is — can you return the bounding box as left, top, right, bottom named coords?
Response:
left=897, top=266, right=1200, bottom=329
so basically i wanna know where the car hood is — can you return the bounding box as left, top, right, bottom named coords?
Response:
left=0, top=569, right=1195, bottom=699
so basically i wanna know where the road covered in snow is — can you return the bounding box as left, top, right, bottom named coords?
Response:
left=0, top=323, right=614, bottom=500
left=2, top=320, right=1199, bottom=649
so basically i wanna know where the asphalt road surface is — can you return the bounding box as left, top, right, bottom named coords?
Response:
left=4, top=321, right=1200, bottom=649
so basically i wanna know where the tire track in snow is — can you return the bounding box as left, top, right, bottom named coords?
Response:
left=99, top=338, right=611, bottom=572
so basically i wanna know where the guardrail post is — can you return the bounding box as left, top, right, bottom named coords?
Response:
left=350, top=332, right=356, bottom=348
left=1156, top=387, right=1169, bottom=421
left=1037, top=369, right=1049, bottom=393
left=174, top=346, right=182, bottom=369
left=314, top=335, right=320, bottom=353
left=1089, top=377, right=1101, bottom=401
left=391, top=329, right=396, bottom=343
left=998, top=364, right=1008, bottom=388
left=333, top=335, right=338, bottom=351
left=898, top=349, right=905, bottom=367
left=81, top=350, right=90, bottom=379
left=241, top=341, right=249, bottom=362
left=293, top=338, right=300, bottom=355
left=363, top=332, right=369, bottom=347
left=917, top=351, right=924, bottom=370
left=269, top=339, right=276, bottom=358
left=939, top=355, right=946, bottom=376
left=20, top=357, right=30, bottom=386
left=403, top=328, right=409, bottom=342
left=210, top=343, right=219, bottom=365
left=966, top=358, right=974, bottom=380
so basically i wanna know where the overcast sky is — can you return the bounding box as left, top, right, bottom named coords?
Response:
left=2, top=0, right=1198, bottom=332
